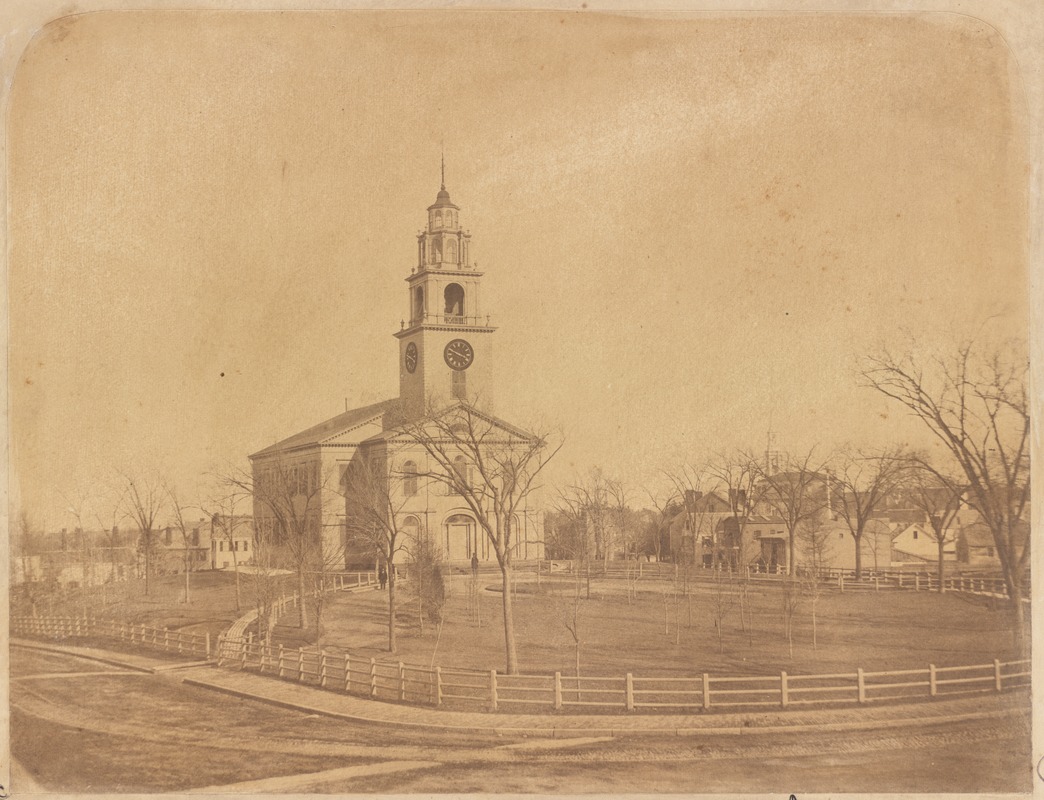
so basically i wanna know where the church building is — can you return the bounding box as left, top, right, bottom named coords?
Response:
left=249, top=175, right=545, bottom=567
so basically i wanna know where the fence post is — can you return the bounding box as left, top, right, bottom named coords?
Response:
left=298, top=648, right=305, bottom=682
left=702, top=673, right=711, bottom=710
left=370, top=658, right=377, bottom=697
left=874, top=576, right=879, bottom=591
left=625, top=673, right=634, bottom=712
left=898, top=572, right=903, bottom=589
left=839, top=573, right=845, bottom=593
left=344, top=653, right=351, bottom=693
left=240, top=638, right=248, bottom=670
left=489, top=670, right=498, bottom=712
left=277, top=644, right=285, bottom=677
left=216, top=634, right=225, bottom=666
left=435, top=666, right=443, bottom=706
left=320, top=651, right=328, bottom=688
left=554, top=672, right=562, bottom=710
left=857, top=668, right=866, bottom=704
left=205, top=632, right=211, bottom=659
left=780, top=671, right=789, bottom=708
left=915, top=574, right=920, bottom=591
left=399, top=662, right=406, bottom=701
left=994, top=659, right=1002, bottom=691
left=929, top=663, right=937, bottom=697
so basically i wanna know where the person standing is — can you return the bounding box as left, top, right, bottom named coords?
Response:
left=471, top=552, right=479, bottom=578
left=378, top=563, right=387, bottom=590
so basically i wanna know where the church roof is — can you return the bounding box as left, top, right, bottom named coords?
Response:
left=250, top=398, right=400, bottom=459
left=428, top=186, right=459, bottom=211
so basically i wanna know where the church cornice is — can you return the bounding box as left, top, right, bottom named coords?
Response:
left=406, top=267, right=484, bottom=281
left=394, top=322, right=497, bottom=339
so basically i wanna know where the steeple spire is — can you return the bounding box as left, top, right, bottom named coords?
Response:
left=440, top=147, right=446, bottom=191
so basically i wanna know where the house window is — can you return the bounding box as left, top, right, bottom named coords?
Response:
left=243, top=541, right=249, bottom=552
left=753, top=531, right=761, bottom=540
left=839, top=532, right=844, bottom=539
left=403, top=461, right=418, bottom=497
left=913, top=530, right=919, bottom=539
left=219, top=541, right=224, bottom=552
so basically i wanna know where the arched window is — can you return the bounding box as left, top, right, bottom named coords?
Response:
left=444, top=283, right=465, bottom=318
left=413, top=286, right=424, bottom=322
left=434, top=211, right=442, bottom=228
left=402, top=461, right=418, bottom=497
left=445, top=238, right=457, bottom=263
left=451, top=455, right=469, bottom=495
left=402, top=515, right=421, bottom=540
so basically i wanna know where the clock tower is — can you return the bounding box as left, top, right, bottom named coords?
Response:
left=395, top=174, right=496, bottom=419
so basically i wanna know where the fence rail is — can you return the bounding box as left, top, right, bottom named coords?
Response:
left=12, top=599, right=1030, bottom=715
left=11, top=615, right=211, bottom=659
left=205, top=631, right=1028, bottom=714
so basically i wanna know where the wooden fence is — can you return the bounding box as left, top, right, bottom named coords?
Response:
left=214, top=634, right=1028, bottom=714
left=548, top=560, right=1017, bottom=598
left=11, top=615, right=211, bottom=659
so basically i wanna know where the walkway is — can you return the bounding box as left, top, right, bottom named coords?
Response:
left=12, top=638, right=1026, bottom=739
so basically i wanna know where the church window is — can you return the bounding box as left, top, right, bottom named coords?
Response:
left=403, top=515, right=421, bottom=538
left=451, top=455, right=469, bottom=495
left=433, top=240, right=442, bottom=262
left=446, top=238, right=457, bottom=263
left=435, top=211, right=442, bottom=227
left=403, top=461, right=418, bottom=496
left=452, top=369, right=466, bottom=399
left=444, top=283, right=465, bottom=318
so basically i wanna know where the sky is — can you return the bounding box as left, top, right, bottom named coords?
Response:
left=8, top=10, right=1030, bottom=529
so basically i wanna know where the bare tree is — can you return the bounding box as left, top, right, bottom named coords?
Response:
left=237, top=457, right=328, bottom=630
left=120, top=471, right=166, bottom=597
left=904, top=458, right=964, bottom=592
left=642, top=485, right=679, bottom=563
left=759, top=448, right=830, bottom=576
left=165, top=485, right=202, bottom=604
left=798, top=515, right=834, bottom=650
left=93, top=479, right=129, bottom=604
left=403, top=402, right=561, bottom=675
left=343, top=451, right=415, bottom=653
left=709, top=565, right=736, bottom=654
left=862, top=338, right=1030, bottom=650
left=779, top=575, right=802, bottom=659
left=206, top=477, right=253, bottom=612
left=831, top=446, right=909, bottom=578
left=707, top=449, right=767, bottom=640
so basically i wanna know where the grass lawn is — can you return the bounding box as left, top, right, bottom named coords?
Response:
left=273, top=573, right=1028, bottom=677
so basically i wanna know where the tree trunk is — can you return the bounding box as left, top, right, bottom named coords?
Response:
left=853, top=532, right=863, bottom=580
left=500, top=563, right=518, bottom=674
left=388, top=560, right=397, bottom=653
left=1008, top=571, right=1026, bottom=657
left=231, top=546, right=242, bottom=611
left=297, top=566, right=308, bottom=628
left=183, top=550, right=191, bottom=604
left=937, top=538, right=945, bottom=594
left=787, top=529, right=796, bottom=576
left=143, top=535, right=151, bottom=596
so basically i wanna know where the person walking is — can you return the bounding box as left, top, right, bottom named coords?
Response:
left=471, top=552, right=479, bottom=578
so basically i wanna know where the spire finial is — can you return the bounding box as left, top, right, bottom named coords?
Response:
left=440, top=145, right=446, bottom=191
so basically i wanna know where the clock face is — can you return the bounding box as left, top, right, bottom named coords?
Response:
left=444, top=338, right=474, bottom=371
left=404, top=342, right=418, bottom=374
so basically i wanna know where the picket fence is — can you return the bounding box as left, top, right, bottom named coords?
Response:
left=11, top=614, right=211, bottom=659
left=214, top=634, right=1029, bottom=714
